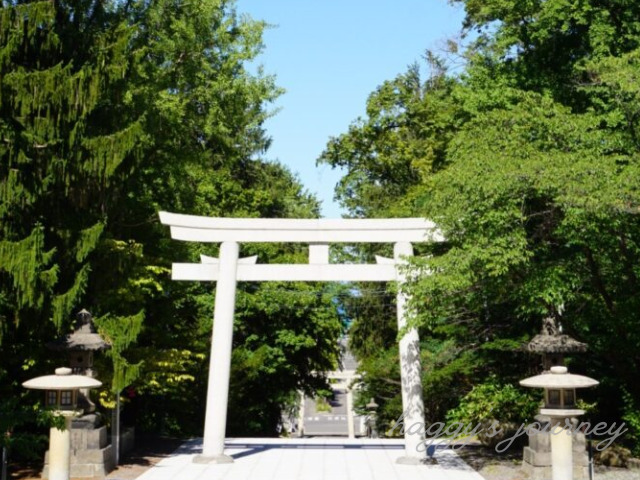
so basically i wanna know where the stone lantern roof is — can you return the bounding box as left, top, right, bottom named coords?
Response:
left=527, top=316, right=587, bottom=354
left=22, top=367, right=102, bottom=390
left=47, top=309, right=110, bottom=352
left=520, top=366, right=598, bottom=389
left=520, top=366, right=598, bottom=417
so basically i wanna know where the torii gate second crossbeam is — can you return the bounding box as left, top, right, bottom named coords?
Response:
left=159, top=212, right=443, bottom=465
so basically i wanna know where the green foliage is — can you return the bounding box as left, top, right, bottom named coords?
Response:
left=353, top=336, right=480, bottom=435
left=226, top=282, right=342, bottom=435
left=0, top=226, right=56, bottom=316
left=0, top=368, right=66, bottom=461
left=323, top=0, right=640, bottom=441
left=0, top=0, right=144, bottom=462
left=596, top=444, right=632, bottom=467
left=1, top=0, right=340, bottom=447
left=622, top=390, right=640, bottom=456
left=319, top=62, right=461, bottom=218
left=315, top=396, right=332, bottom=413
left=446, top=379, right=539, bottom=429
left=95, top=311, right=144, bottom=393
left=0, top=0, right=143, bottom=338
left=446, top=379, right=540, bottom=448
left=129, top=348, right=206, bottom=435
left=454, top=0, right=640, bottom=105
left=343, top=287, right=397, bottom=360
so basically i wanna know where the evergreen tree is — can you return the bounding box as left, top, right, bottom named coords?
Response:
left=0, top=0, right=142, bottom=335
left=0, top=0, right=346, bottom=452
left=0, top=0, right=145, bottom=460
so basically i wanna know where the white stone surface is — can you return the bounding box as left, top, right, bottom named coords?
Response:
left=159, top=212, right=442, bottom=244
left=172, top=263, right=399, bottom=282
left=551, top=425, right=573, bottom=480
left=48, top=416, right=73, bottom=480
left=22, top=368, right=102, bottom=390
left=200, top=254, right=258, bottom=265
left=309, top=243, right=330, bottom=264
left=160, top=213, right=435, bottom=230
left=520, top=367, right=598, bottom=389
left=169, top=226, right=440, bottom=243
left=394, top=242, right=426, bottom=463
left=346, top=389, right=355, bottom=439
left=135, top=438, right=484, bottom=480
left=201, top=241, right=239, bottom=461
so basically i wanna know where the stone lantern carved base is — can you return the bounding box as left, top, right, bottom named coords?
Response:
left=522, top=416, right=589, bottom=480
left=43, top=422, right=114, bottom=479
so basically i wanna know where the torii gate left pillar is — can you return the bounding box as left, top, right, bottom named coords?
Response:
left=159, top=212, right=443, bottom=465
left=199, top=241, right=238, bottom=462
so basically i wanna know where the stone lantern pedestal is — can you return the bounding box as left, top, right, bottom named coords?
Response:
left=523, top=417, right=588, bottom=480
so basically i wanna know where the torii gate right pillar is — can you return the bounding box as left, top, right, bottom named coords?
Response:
left=394, top=242, right=426, bottom=464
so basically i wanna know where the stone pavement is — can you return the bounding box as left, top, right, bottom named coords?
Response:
left=132, top=437, right=485, bottom=480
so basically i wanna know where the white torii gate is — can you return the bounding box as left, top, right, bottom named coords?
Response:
left=159, top=212, right=442, bottom=465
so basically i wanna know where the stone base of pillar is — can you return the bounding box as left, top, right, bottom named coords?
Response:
left=43, top=425, right=114, bottom=479
left=522, top=417, right=589, bottom=480
left=523, top=464, right=589, bottom=480
left=396, top=456, right=428, bottom=465
left=193, top=453, right=234, bottom=464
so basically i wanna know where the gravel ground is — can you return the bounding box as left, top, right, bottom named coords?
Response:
left=457, top=444, right=640, bottom=480
left=106, top=436, right=184, bottom=480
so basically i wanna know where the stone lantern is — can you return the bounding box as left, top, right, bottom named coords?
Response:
left=23, top=368, right=101, bottom=480
left=520, top=366, right=598, bottom=480
left=365, top=398, right=379, bottom=439
left=47, top=309, right=110, bottom=415
left=523, top=317, right=589, bottom=479
left=46, top=309, right=114, bottom=478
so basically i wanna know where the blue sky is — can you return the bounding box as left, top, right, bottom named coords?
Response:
left=235, top=1, right=467, bottom=217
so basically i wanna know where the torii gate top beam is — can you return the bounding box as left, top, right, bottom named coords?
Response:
left=159, top=211, right=442, bottom=243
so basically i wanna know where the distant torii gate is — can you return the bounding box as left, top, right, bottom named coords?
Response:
left=159, top=212, right=442, bottom=465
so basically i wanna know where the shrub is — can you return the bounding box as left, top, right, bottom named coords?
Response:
left=446, top=377, right=540, bottom=449
left=596, top=444, right=631, bottom=467
left=622, top=390, right=640, bottom=457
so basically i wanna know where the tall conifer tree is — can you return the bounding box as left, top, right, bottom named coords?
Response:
left=0, top=0, right=142, bottom=339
